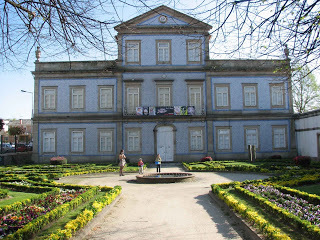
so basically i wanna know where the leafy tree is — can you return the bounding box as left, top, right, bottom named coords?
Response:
left=292, top=66, right=320, bottom=113
left=0, top=119, right=4, bottom=131
left=8, top=126, right=25, bottom=151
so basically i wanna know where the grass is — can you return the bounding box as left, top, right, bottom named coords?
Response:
left=0, top=191, right=40, bottom=207
left=294, top=183, right=320, bottom=195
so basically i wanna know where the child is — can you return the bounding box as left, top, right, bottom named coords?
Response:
left=155, top=154, right=162, bottom=173
left=138, top=158, right=144, bottom=174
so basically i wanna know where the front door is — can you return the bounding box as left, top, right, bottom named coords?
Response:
left=157, top=126, right=174, bottom=162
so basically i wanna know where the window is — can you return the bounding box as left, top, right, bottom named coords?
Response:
left=189, top=128, right=204, bottom=151
left=156, top=80, right=173, bottom=107
left=243, top=84, right=257, bottom=107
left=43, top=88, right=57, bottom=110
left=99, top=129, right=113, bottom=152
left=270, top=84, right=285, bottom=107
left=127, top=87, right=139, bottom=113
left=217, top=127, right=231, bottom=150
left=158, top=87, right=171, bottom=106
left=43, top=130, right=56, bottom=153
left=71, top=87, right=85, bottom=110
left=99, top=86, right=113, bottom=110
left=156, top=40, right=171, bottom=64
left=188, top=86, right=202, bottom=115
left=187, top=40, right=201, bottom=63
left=215, top=84, right=230, bottom=109
left=126, top=129, right=141, bottom=152
left=273, top=126, right=287, bottom=149
left=126, top=41, right=140, bottom=64
left=245, top=127, right=259, bottom=150
left=71, top=130, right=84, bottom=153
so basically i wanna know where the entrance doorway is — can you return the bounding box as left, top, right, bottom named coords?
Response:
left=156, top=126, right=174, bottom=162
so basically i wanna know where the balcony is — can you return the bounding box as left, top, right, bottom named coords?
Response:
left=123, top=106, right=206, bottom=116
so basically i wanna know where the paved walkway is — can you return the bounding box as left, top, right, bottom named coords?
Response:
left=58, top=164, right=268, bottom=240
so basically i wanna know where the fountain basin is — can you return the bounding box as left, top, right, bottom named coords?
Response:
left=136, top=172, right=194, bottom=183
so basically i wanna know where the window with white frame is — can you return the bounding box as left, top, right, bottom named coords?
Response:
left=271, top=84, right=285, bottom=107
left=158, top=87, right=171, bottom=106
left=215, top=85, right=230, bottom=108
left=43, top=130, right=56, bottom=153
left=99, top=129, right=113, bottom=152
left=71, top=87, right=85, bottom=110
left=243, top=85, right=257, bottom=107
left=127, top=87, right=139, bottom=113
left=126, top=41, right=140, bottom=64
left=245, top=127, right=259, bottom=149
left=157, top=40, right=171, bottom=64
left=217, top=128, right=231, bottom=150
left=273, top=126, right=287, bottom=149
left=99, top=86, right=113, bottom=110
left=190, top=128, right=203, bottom=151
left=189, top=86, right=202, bottom=114
left=187, top=40, right=201, bottom=63
left=127, top=129, right=141, bottom=152
left=43, top=88, right=56, bottom=110
left=71, top=130, right=84, bottom=153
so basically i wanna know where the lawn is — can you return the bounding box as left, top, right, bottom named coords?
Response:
left=0, top=191, right=39, bottom=207
left=294, top=183, right=320, bottom=195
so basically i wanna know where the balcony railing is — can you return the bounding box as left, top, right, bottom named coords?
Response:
left=123, top=106, right=205, bottom=116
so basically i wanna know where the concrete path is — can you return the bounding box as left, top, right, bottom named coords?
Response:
left=58, top=164, right=268, bottom=240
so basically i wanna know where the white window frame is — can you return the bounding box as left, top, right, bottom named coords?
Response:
left=244, top=126, right=259, bottom=150
left=156, top=40, right=171, bottom=64
left=216, top=127, right=232, bottom=151
left=270, top=84, right=285, bottom=107
left=99, top=86, right=113, bottom=110
left=43, top=87, right=57, bottom=111
left=70, top=87, right=85, bottom=110
left=188, top=85, right=202, bottom=115
left=187, top=40, right=201, bottom=63
left=272, top=126, right=287, bottom=149
left=243, top=84, right=257, bottom=107
left=126, top=128, right=141, bottom=152
left=189, top=127, right=204, bottom=151
left=42, top=130, right=56, bottom=153
left=126, top=86, right=140, bottom=114
left=215, top=84, right=230, bottom=109
left=126, top=40, right=141, bottom=64
left=158, top=87, right=171, bottom=106
left=99, top=129, right=113, bottom=152
left=70, top=129, right=85, bottom=153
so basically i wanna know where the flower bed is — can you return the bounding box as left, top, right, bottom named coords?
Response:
left=235, top=183, right=320, bottom=239
left=50, top=156, right=67, bottom=165
left=0, top=188, right=87, bottom=239
left=211, top=183, right=290, bottom=240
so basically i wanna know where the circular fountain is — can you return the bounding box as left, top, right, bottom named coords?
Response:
left=136, top=172, right=195, bottom=183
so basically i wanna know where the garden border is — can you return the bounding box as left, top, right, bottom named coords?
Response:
left=208, top=191, right=262, bottom=240
left=70, top=192, right=122, bottom=240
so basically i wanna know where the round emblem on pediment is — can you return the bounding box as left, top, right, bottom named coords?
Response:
left=159, top=15, right=167, bottom=23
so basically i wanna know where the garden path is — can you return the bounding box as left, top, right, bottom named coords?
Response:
left=58, top=164, right=268, bottom=240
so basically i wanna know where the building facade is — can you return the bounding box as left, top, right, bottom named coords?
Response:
left=32, top=5, right=296, bottom=163
left=295, top=109, right=320, bottom=160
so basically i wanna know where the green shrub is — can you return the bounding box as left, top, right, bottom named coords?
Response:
left=0, top=188, right=9, bottom=199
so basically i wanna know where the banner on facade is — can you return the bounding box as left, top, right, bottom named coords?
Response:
left=136, top=106, right=195, bottom=116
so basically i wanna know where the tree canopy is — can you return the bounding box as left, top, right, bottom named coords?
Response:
left=8, top=126, right=25, bottom=136
left=1, top=0, right=320, bottom=71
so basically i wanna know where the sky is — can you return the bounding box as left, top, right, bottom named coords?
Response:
left=0, top=1, right=319, bottom=120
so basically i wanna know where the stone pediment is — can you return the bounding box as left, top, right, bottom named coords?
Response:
left=114, top=5, right=212, bottom=34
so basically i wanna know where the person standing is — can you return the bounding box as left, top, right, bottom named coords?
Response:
left=118, top=149, right=126, bottom=176
left=138, top=158, right=144, bottom=174
left=155, top=154, right=162, bottom=173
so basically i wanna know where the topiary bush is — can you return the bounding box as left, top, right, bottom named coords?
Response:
left=293, top=156, right=311, bottom=168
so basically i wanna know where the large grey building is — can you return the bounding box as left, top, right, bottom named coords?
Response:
left=32, top=5, right=296, bottom=163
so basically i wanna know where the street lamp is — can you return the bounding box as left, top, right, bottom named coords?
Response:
left=20, top=90, right=34, bottom=118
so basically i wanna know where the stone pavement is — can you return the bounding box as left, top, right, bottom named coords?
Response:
left=58, top=163, right=268, bottom=240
